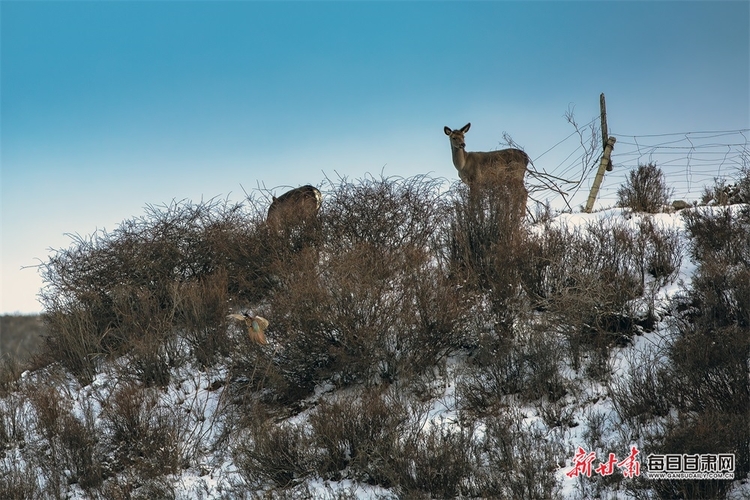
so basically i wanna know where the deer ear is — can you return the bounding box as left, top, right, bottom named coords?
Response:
left=461, top=123, right=471, bottom=133
left=444, top=126, right=452, bottom=135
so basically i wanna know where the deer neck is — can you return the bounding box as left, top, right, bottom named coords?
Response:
left=451, top=145, right=468, bottom=174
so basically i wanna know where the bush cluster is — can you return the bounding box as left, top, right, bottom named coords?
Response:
left=37, top=198, right=269, bottom=384
left=0, top=366, right=193, bottom=499
left=9, top=170, right=748, bottom=498
left=226, top=176, right=473, bottom=404
left=233, top=387, right=565, bottom=499
left=524, top=216, right=680, bottom=372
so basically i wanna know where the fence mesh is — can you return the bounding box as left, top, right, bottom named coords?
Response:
left=527, top=123, right=749, bottom=212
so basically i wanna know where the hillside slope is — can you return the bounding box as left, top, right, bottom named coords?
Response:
left=1, top=176, right=748, bottom=499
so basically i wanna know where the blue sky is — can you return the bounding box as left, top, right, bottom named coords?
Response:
left=2, top=1, right=748, bottom=314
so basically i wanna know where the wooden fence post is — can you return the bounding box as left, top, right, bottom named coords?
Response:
left=585, top=136, right=616, bottom=213
left=600, top=93, right=613, bottom=172
left=585, top=93, right=615, bottom=213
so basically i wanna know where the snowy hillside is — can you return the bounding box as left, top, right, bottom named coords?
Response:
left=1, top=174, right=748, bottom=499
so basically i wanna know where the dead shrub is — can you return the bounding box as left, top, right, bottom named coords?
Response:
left=661, top=311, right=750, bottom=487
left=682, top=205, right=750, bottom=268
left=617, top=163, right=673, bottom=213
left=25, top=383, right=103, bottom=491
left=524, top=217, right=679, bottom=371
left=308, top=390, right=406, bottom=484
left=176, top=269, right=232, bottom=367
left=645, top=412, right=743, bottom=500
left=27, top=385, right=67, bottom=443
left=321, top=174, right=446, bottom=253
left=457, top=339, right=523, bottom=413
left=319, top=244, right=409, bottom=385
left=38, top=305, right=101, bottom=385
left=233, top=417, right=312, bottom=489
left=308, top=391, right=474, bottom=497
left=123, top=333, right=173, bottom=388
left=447, top=182, right=528, bottom=330
left=265, top=242, right=432, bottom=397
left=240, top=242, right=335, bottom=403
left=458, top=328, right=566, bottom=414
left=619, top=204, right=750, bottom=499
left=318, top=176, right=459, bottom=384
left=250, top=176, right=466, bottom=402
left=57, top=410, right=103, bottom=489
left=97, top=475, right=176, bottom=500
left=0, top=392, right=27, bottom=450
left=0, top=459, right=41, bottom=500
left=397, top=266, right=471, bottom=373
left=100, top=383, right=185, bottom=479
left=472, top=411, right=565, bottom=499
left=391, top=419, right=476, bottom=498
left=637, top=217, right=682, bottom=287
left=669, top=323, right=749, bottom=415
left=610, top=350, right=672, bottom=427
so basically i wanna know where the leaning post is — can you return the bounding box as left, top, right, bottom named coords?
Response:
left=584, top=135, right=616, bottom=213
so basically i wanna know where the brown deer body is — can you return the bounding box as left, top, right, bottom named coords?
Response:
left=444, top=123, right=529, bottom=215
left=267, top=185, right=322, bottom=228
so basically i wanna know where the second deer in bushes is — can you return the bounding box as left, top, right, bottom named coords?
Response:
left=444, top=123, right=529, bottom=216
left=267, top=185, right=322, bottom=228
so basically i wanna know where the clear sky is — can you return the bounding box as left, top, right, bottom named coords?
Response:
left=2, top=1, right=748, bottom=314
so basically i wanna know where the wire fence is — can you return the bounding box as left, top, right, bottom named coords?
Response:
left=527, top=120, right=750, bottom=212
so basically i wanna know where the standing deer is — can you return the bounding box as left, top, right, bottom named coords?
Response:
left=266, top=185, right=322, bottom=228
left=444, top=123, right=529, bottom=216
